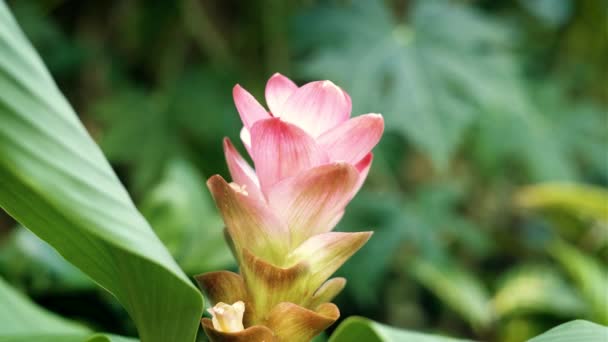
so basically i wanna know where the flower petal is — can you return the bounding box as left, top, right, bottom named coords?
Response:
left=280, top=80, right=351, bottom=137
left=240, top=126, right=252, bottom=155
left=233, top=85, right=270, bottom=129
left=207, top=175, right=288, bottom=263
left=194, top=271, right=256, bottom=326
left=195, top=271, right=248, bottom=305
left=265, top=73, right=298, bottom=117
left=287, top=231, right=372, bottom=291
left=308, top=277, right=346, bottom=309
left=267, top=162, right=359, bottom=245
left=250, top=118, right=327, bottom=191
left=265, top=302, right=339, bottom=342
left=201, top=319, right=275, bottom=342
left=317, top=113, right=384, bottom=164
left=240, top=248, right=308, bottom=320
left=223, top=138, right=263, bottom=201
left=352, top=153, right=373, bottom=197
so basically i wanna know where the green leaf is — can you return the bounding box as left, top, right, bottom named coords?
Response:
left=86, top=335, right=139, bottom=342
left=0, top=226, right=94, bottom=293
left=527, top=320, right=608, bottom=342
left=2, top=335, right=139, bottom=342
left=0, top=276, right=138, bottom=342
left=296, top=0, right=578, bottom=180
left=329, top=316, right=473, bottom=342
left=295, top=0, right=516, bottom=169
left=0, top=276, right=89, bottom=337
left=410, top=259, right=494, bottom=330
left=492, top=264, right=585, bottom=318
left=140, top=158, right=234, bottom=275
left=550, top=241, right=608, bottom=324
left=516, top=183, right=608, bottom=224
left=0, top=2, right=203, bottom=341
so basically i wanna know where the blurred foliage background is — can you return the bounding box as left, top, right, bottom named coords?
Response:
left=0, top=0, right=606, bottom=341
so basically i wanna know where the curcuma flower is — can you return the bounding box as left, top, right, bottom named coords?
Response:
left=197, top=73, right=384, bottom=341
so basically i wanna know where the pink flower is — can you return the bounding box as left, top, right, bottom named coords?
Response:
left=234, top=73, right=383, bottom=190
left=213, top=73, right=383, bottom=248
left=200, top=74, right=384, bottom=341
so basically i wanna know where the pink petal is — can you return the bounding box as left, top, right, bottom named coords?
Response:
left=353, top=153, right=373, bottom=197
left=223, top=138, right=263, bottom=201
left=250, top=118, right=327, bottom=192
left=308, top=277, right=346, bottom=309
left=240, top=126, right=252, bottom=155
left=280, top=80, right=352, bottom=137
left=267, top=162, right=359, bottom=246
left=233, top=85, right=270, bottom=129
left=317, top=113, right=384, bottom=164
left=207, top=175, right=288, bottom=263
left=286, top=231, right=372, bottom=291
left=265, top=73, right=298, bottom=117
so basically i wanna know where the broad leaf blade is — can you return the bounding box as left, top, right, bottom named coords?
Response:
left=0, top=277, right=138, bottom=342
left=2, top=335, right=139, bottom=342
left=0, top=226, right=93, bottom=293
left=0, top=3, right=203, bottom=341
left=329, top=317, right=473, bottom=342
left=0, top=277, right=88, bottom=336
left=527, top=320, right=608, bottom=342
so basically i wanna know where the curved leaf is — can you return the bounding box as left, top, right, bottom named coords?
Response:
left=0, top=226, right=93, bottom=293
left=0, top=2, right=203, bottom=341
left=492, top=264, right=585, bottom=318
left=329, top=317, right=473, bottom=342
left=0, top=277, right=138, bottom=342
left=516, top=182, right=608, bottom=224
left=527, top=320, right=608, bottom=342
left=2, top=335, right=138, bottom=342
left=0, top=276, right=88, bottom=337
left=550, top=241, right=608, bottom=324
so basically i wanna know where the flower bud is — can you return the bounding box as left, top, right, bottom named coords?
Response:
left=207, top=301, right=245, bottom=333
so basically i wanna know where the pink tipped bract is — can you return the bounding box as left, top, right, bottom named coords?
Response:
left=202, top=73, right=384, bottom=341
left=230, top=73, right=384, bottom=203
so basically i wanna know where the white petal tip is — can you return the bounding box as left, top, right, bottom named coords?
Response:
left=321, top=80, right=340, bottom=89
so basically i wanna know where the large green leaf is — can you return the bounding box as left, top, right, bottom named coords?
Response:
left=0, top=2, right=203, bottom=341
left=0, top=226, right=93, bottom=293
left=0, top=276, right=89, bottom=338
left=527, top=320, right=608, bottom=342
left=328, top=317, right=473, bottom=342
left=0, top=276, right=138, bottom=342
left=1, top=334, right=138, bottom=342
left=550, top=241, right=608, bottom=324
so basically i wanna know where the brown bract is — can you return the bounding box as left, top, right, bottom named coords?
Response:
left=196, top=268, right=342, bottom=342
left=201, top=318, right=275, bottom=342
